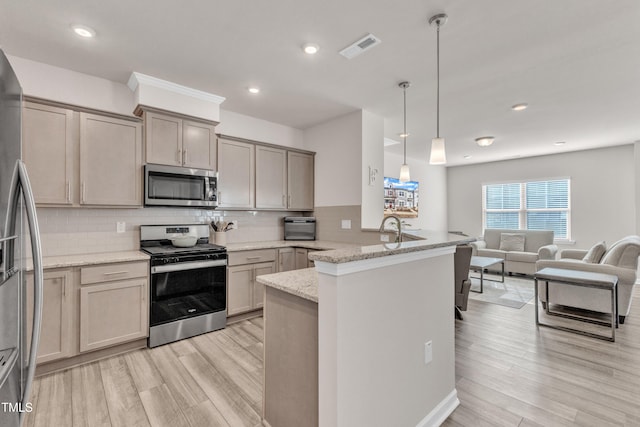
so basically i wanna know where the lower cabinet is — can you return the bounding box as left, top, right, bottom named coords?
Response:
left=278, top=247, right=296, bottom=272
left=27, top=269, right=73, bottom=364
left=79, top=278, right=148, bottom=353
left=227, top=249, right=276, bottom=316
left=79, top=261, right=149, bottom=353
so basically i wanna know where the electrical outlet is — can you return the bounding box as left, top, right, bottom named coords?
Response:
left=380, top=234, right=389, bottom=242
left=341, top=219, right=351, bottom=229
left=116, top=222, right=126, bottom=233
left=424, top=341, right=433, bottom=365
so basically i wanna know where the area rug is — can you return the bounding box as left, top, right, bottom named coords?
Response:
left=468, top=274, right=535, bottom=309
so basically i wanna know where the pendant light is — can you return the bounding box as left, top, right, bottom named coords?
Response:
left=428, top=13, right=448, bottom=165
left=399, top=81, right=411, bottom=182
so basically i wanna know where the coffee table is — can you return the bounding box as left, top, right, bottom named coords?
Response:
left=469, top=256, right=505, bottom=293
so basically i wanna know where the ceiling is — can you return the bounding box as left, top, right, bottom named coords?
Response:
left=1, top=0, right=639, bottom=166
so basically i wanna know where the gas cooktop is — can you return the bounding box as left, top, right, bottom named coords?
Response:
left=140, top=243, right=226, bottom=256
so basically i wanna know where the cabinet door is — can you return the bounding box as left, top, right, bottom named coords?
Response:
left=295, top=248, right=309, bottom=270
left=79, top=113, right=143, bottom=206
left=79, top=278, right=148, bottom=353
left=217, top=138, right=255, bottom=208
left=256, top=146, right=287, bottom=209
left=22, top=103, right=74, bottom=205
left=287, top=152, right=314, bottom=210
left=278, top=248, right=295, bottom=272
left=145, top=111, right=183, bottom=166
left=27, top=270, right=73, bottom=364
left=253, top=262, right=276, bottom=309
left=227, top=265, right=253, bottom=316
left=183, top=120, right=216, bottom=169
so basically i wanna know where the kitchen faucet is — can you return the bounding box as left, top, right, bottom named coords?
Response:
left=379, top=215, right=402, bottom=243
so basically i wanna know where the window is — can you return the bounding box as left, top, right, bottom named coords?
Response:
left=482, top=179, right=570, bottom=240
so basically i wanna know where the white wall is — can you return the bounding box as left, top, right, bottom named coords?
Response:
left=217, top=109, right=304, bottom=149
left=8, top=55, right=136, bottom=116
left=8, top=55, right=305, bottom=150
left=447, top=145, right=636, bottom=248
left=384, top=151, right=448, bottom=231
left=361, top=111, right=384, bottom=229
left=304, top=111, right=362, bottom=207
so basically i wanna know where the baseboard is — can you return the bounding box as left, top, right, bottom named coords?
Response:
left=415, top=389, right=460, bottom=427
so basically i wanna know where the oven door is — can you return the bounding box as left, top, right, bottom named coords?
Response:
left=150, top=259, right=226, bottom=326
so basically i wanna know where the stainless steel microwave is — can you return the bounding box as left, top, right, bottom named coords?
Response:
left=144, top=164, right=218, bottom=208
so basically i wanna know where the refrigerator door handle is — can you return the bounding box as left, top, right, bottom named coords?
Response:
left=5, top=160, right=43, bottom=423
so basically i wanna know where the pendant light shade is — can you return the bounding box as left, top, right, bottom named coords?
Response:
left=398, top=81, right=411, bottom=182
left=429, top=138, right=446, bottom=164
left=428, top=13, right=447, bottom=165
left=399, top=163, right=411, bottom=182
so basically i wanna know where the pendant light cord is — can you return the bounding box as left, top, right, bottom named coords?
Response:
left=436, top=22, right=440, bottom=138
left=403, top=85, right=407, bottom=164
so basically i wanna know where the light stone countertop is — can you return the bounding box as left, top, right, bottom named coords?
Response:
left=27, top=251, right=150, bottom=271
left=257, top=267, right=319, bottom=303
left=224, top=240, right=358, bottom=252
left=308, top=231, right=475, bottom=264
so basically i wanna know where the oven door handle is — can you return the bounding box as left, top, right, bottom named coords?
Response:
left=151, top=259, right=227, bottom=274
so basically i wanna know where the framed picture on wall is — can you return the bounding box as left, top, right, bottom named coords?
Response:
left=383, top=177, right=419, bottom=218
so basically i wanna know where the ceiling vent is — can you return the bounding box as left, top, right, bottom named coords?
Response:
left=339, top=33, right=381, bottom=59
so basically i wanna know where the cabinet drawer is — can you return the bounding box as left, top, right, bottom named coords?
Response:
left=228, top=249, right=276, bottom=266
left=81, top=261, right=148, bottom=285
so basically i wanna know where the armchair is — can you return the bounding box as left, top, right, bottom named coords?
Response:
left=536, top=235, right=640, bottom=323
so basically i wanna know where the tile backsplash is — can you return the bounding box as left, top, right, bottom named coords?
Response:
left=37, top=207, right=303, bottom=257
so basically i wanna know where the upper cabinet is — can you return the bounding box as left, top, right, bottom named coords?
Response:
left=22, top=102, right=75, bottom=205
left=22, top=100, right=143, bottom=208
left=217, top=137, right=255, bottom=208
left=287, top=151, right=314, bottom=210
left=79, top=113, right=142, bottom=206
left=139, top=108, right=217, bottom=170
left=217, top=135, right=315, bottom=211
left=256, top=145, right=287, bottom=209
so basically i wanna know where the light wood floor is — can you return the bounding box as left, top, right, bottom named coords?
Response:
left=26, top=285, right=640, bottom=427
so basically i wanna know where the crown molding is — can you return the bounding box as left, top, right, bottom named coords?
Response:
left=127, top=72, right=225, bottom=105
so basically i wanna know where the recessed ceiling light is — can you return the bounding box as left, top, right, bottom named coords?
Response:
left=72, top=25, right=96, bottom=38
left=511, top=103, right=528, bottom=111
left=398, top=132, right=409, bottom=138
left=463, top=155, right=472, bottom=159
left=475, top=136, right=495, bottom=147
left=303, top=43, right=319, bottom=55
left=248, top=87, right=260, bottom=94
left=554, top=141, right=566, bottom=146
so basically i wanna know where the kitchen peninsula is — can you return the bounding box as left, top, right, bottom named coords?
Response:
left=258, top=232, right=475, bottom=427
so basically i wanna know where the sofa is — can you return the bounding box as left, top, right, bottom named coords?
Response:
left=536, top=235, right=640, bottom=323
left=470, top=228, right=558, bottom=275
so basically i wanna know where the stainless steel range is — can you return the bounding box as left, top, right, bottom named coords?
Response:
left=140, top=224, right=227, bottom=348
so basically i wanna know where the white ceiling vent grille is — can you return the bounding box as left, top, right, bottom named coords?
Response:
left=339, top=33, right=381, bottom=59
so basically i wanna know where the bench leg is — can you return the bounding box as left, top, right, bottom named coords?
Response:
left=619, top=315, right=626, bottom=325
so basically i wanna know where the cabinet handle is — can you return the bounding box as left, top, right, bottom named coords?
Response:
left=103, top=271, right=128, bottom=276
left=66, top=181, right=71, bottom=203
left=176, top=149, right=181, bottom=163
left=288, top=194, right=291, bottom=207
left=282, top=194, right=285, bottom=206
left=63, top=282, right=66, bottom=297
left=183, top=149, right=188, bottom=164
left=247, top=256, right=261, bottom=261
left=81, top=182, right=85, bottom=203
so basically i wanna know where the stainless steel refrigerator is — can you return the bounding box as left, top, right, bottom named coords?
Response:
left=0, top=50, right=44, bottom=427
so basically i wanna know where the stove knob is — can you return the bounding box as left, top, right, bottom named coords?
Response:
left=172, top=257, right=179, bottom=263
left=163, top=258, right=170, bottom=264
